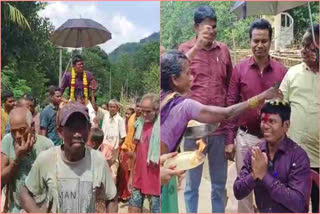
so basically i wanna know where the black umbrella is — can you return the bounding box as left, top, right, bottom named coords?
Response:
left=50, top=18, right=112, bottom=85
left=50, top=18, right=112, bottom=48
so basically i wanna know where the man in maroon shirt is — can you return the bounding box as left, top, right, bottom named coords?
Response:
left=225, top=19, right=287, bottom=213
left=179, top=5, right=233, bottom=213
left=128, top=93, right=160, bottom=213
left=60, top=55, right=97, bottom=103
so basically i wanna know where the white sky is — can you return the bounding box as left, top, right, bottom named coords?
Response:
left=38, top=1, right=160, bottom=53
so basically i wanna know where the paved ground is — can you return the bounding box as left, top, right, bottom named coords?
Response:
left=177, top=158, right=238, bottom=213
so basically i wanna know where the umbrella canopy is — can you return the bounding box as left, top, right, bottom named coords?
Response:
left=231, top=1, right=307, bottom=19
left=50, top=18, right=112, bottom=48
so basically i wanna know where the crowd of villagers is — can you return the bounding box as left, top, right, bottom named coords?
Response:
left=1, top=55, right=161, bottom=213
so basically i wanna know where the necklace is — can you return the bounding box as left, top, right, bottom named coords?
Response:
left=70, top=68, right=88, bottom=104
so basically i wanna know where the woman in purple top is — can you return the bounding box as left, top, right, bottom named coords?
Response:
left=160, top=50, right=283, bottom=154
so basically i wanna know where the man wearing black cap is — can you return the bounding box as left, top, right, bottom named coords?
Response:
left=20, top=101, right=117, bottom=213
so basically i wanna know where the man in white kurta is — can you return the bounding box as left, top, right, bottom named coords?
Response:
left=280, top=24, right=319, bottom=213
left=97, top=99, right=126, bottom=180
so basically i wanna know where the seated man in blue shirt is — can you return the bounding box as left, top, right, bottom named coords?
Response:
left=233, top=100, right=310, bottom=213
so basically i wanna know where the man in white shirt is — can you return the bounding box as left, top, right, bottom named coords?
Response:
left=96, top=99, right=126, bottom=180
left=280, top=24, right=319, bottom=213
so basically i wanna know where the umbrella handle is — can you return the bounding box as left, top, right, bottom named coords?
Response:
left=59, top=58, right=72, bottom=88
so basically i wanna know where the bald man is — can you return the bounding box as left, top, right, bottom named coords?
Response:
left=1, top=107, right=53, bottom=213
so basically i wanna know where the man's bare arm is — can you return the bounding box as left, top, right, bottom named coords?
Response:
left=195, top=86, right=282, bottom=124
left=1, top=153, right=19, bottom=187
left=20, top=185, right=51, bottom=213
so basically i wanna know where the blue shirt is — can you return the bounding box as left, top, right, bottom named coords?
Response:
left=40, top=104, right=62, bottom=145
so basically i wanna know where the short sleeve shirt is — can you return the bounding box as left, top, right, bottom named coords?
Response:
left=40, top=104, right=62, bottom=145
left=1, top=134, right=54, bottom=212
left=98, top=108, right=126, bottom=149
left=25, top=146, right=117, bottom=213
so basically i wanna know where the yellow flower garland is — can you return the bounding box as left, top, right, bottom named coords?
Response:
left=83, top=71, right=88, bottom=105
left=70, top=67, right=88, bottom=104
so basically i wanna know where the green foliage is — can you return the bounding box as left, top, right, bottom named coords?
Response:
left=108, top=41, right=160, bottom=101
left=109, top=32, right=159, bottom=63
left=140, top=32, right=160, bottom=44
left=81, top=47, right=111, bottom=105
left=1, top=65, right=32, bottom=99
left=2, top=2, right=31, bottom=30
left=1, top=2, right=71, bottom=104
left=288, top=2, right=319, bottom=43
left=2, top=2, right=159, bottom=107
left=143, top=64, right=160, bottom=94
left=161, top=1, right=319, bottom=50
left=108, top=43, right=141, bottom=63
left=161, top=1, right=258, bottom=50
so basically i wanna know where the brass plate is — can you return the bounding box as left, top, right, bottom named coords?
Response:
left=163, top=151, right=205, bottom=171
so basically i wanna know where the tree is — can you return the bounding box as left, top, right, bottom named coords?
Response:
left=1, top=2, right=70, bottom=104
left=142, top=64, right=160, bottom=94
left=288, top=2, right=319, bottom=43
left=161, top=1, right=319, bottom=50
left=2, top=2, right=159, bottom=107
left=2, top=2, right=31, bottom=30
left=82, top=47, right=111, bottom=105
left=108, top=41, right=159, bottom=101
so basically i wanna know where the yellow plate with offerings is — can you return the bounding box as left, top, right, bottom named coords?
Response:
left=163, top=150, right=205, bottom=171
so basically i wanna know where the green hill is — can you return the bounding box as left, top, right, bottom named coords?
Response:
left=108, top=32, right=159, bottom=63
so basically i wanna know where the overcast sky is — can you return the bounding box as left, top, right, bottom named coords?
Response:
left=38, top=1, right=160, bottom=53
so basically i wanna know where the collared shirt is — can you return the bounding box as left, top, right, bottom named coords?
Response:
left=40, top=104, right=62, bottom=146
left=1, top=133, right=54, bottom=212
left=225, top=56, right=287, bottom=144
left=97, top=107, right=126, bottom=149
left=280, top=62, right=319, bottom=167
left=233, top=137, right=310, bottom=213
left=179, top=38, right=233, bottom=136
left=60, top=70, right=94, bottom=95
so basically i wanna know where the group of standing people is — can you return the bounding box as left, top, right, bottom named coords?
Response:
left=1, top=55, right=161, bottom=213
left=160, top=5, right=318, bottom=214
left=1, top=4, right=319, bottom=214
